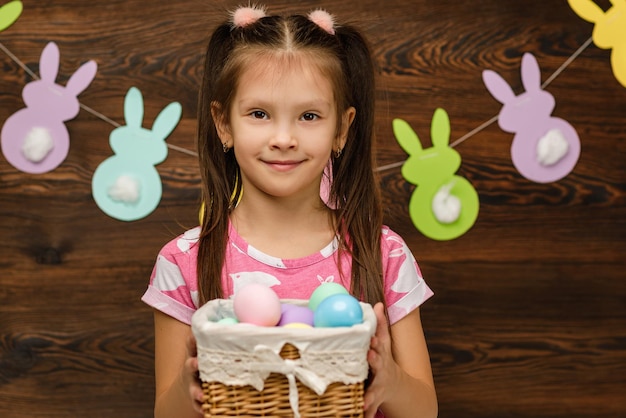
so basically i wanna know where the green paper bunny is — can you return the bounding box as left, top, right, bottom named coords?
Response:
left=393, top=108, right=479, bottom=241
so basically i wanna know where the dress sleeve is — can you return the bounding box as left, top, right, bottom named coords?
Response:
left=380, top=227, right=434, bottom=325
left=141, top=227, right=201, bottom=325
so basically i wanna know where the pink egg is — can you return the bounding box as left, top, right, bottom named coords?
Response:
left=233, top=283, right=281, bottom=326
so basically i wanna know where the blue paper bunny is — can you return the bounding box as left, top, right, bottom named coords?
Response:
left=92, top=87, right=182, bottom=221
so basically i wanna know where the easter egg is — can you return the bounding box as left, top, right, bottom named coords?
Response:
left=233, top=283, right=281, bottom=326
left=278, top=304, right=314, bottom=327
left=308, top=282, right=349, bottom=311
left=283, top=322, right=313, bottom=329
left=313, top=294, right=363, bottom=328
left=216, top=317, right=239, bottom=325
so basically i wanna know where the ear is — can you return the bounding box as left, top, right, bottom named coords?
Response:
left=521, top=53, right=542, bottom=92
left=0, top=0, right=24, bottom=32
left=393, top=118, right=423, bottom=156
left=66, top=60, right=98, bottom=96
left=124, top=87, right=144, bottom=128
left=336, top=106, right=356, bottom=150
left=482, top=69, right=515, bottom=104
left=39, top=42, right=60, bottom=82
left=211, top=101, right=232, bottom=146
left=568, top=0, right=604, bottom=23
left=431, top=108, right=451, bottom=148
left=152, top=101, right=183, bottom=141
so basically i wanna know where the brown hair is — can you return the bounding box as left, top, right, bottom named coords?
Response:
left=196, top=12, right=384, bottom=308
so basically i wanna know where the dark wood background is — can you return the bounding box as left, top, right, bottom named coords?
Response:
left=1, top=0, right=624, bottom=417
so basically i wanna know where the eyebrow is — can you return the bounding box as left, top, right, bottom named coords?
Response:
left=237, top=98, right=333, bottom=111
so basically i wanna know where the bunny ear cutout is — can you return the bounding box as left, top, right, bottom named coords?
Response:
left=39, top=42, right=60, bottom=82
left=152, top=101, right=182, bottom=142
left=521, top=53, right=542, bottom=92
left=124, top=87, right=144, bottom=128
left=392, top=118, right=423, bottom=155
left=569, top=0, right=626, bottom=86
left=0, top=0, right=23, bottom=32
left=430, top=108, right=451, bottom=148
left=482, top=69, right=515, bottom=104
left=599, top=3, right=626, bottom=50
left=66, top=60, right=98, bottom=96
left=567, top=0, right=605, bottom=23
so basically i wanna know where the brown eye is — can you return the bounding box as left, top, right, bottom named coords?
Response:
left=251, top=110, right=267, bottom=119
left=301, top=112, right=318, bottom=121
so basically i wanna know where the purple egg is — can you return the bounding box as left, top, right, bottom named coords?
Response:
left=278, top=304, right=314, bottom=327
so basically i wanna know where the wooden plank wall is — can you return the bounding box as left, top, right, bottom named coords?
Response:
left=1, top=0, right=624, bottom=417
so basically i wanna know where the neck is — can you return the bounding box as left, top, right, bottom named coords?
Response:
left=230, top=192, right=336, bottom=259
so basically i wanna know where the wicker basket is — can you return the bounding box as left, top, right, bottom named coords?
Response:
left=191, top=299, right=376, bottom=418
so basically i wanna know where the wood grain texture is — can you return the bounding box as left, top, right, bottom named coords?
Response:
left=1, top=0, right=624, bottom=417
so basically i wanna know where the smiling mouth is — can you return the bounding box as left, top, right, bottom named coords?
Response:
left=264, top=160, right=301, bottom=172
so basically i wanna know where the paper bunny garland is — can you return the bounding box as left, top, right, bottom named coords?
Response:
left=1, top=42, right=97, bottom=173
left=568, top=0, right=626, bottom=88
left=393, top=109, right=480, bottom=241
left=0, top=2, right=613, bottom=233
left=0, top=0, right=22, bottom=32
left=482, top=53, right=581, bottom=183
left=91, top=87, right=182, bottom=221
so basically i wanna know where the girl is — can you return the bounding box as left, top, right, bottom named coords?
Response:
left=142, top=6, right=438, bottom=418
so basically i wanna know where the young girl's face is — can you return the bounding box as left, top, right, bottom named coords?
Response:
left=217, top=54, right=354, bottom=203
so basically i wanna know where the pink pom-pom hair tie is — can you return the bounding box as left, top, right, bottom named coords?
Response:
left=231, top=5, right=267, bottom=28
left=308, top=9, right=335, bottom=35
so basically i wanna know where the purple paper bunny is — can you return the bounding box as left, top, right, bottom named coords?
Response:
left=1, top=42, right=97, bottom=174
left=482, top=53, right=580, bottom=183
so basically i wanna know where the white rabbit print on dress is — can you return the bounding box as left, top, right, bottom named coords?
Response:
left=91, top=87, right=182, bottom=222
left=230, top=272, right=281, bottom=295
left=1, top=42, right=97, bottom=174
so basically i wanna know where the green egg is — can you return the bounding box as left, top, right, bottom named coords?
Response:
left=308, top=282, right=349, bottom=311
left=217, top=317, right=239, bottom=325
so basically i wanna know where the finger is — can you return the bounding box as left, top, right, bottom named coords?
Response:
left=363, top=391, right=379, bottom=418
left=186, top=333, right=198, bottom=357
left=189, top=356, right=199, bottom=373
left=367, top=347, right=381, bottom=370
left=191, top=380, right=205, bottom=413
left=373, top=302, right=390, bottom=343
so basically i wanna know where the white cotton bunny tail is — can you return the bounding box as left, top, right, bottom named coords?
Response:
left=22, top=127, right=54, bottom=163
left=432, top=182, right=461, bottom=224
left=108, top=175, right=141, bottom=205
left=537, top=128, right=569, bottom=166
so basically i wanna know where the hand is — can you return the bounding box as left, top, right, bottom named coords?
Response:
left=363, top=302, right=400, bottom=418
left=182, top=333, right=204, bottom=414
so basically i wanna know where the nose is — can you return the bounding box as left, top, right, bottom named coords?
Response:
left=269, top=121, right=297, bottom=150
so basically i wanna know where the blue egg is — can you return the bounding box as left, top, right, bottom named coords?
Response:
left=313, top=294, right=363, bottom=328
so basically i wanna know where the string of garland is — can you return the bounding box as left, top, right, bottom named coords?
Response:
left=0, top=37, right=593, bottom=172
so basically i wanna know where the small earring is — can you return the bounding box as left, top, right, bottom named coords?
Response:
left=334, top=148, right=342, bottom=158
left=223, top=143, right=230, bottom=153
